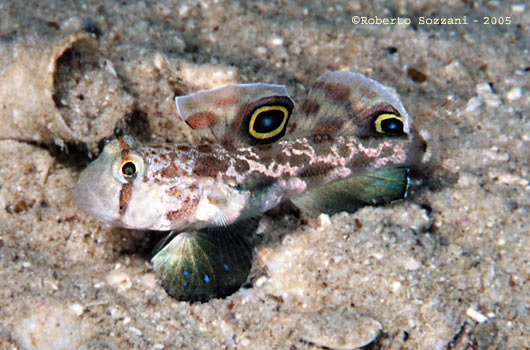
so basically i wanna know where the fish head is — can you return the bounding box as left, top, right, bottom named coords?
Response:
left=73, top=136, right=175, bottom=230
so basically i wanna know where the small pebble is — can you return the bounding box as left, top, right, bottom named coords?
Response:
left=505, top=87, right=522, bottom=102
left=475, top=83, right=502, bottom=108
left=319, top=213, right=331, bottom=227
left=496, top=173, right=528, bottom=186
left=467, top=307, right=488, bottom=323
left=270, top=37, right=283, bottom=46
left=240, top=337, right=251, bottom=347
left=407, top=67, right=427, bottom=83
left=254, top=275, right=268, bottom=288
left=70, top=303, right=84, bottom=317
left=106, top=270, right=132, bottom=292
left=404, top=257, right=421, bottom=270
left=392, top=281, right=402, bottom=293
left=465, top=96, right=482, bottom=112
left=128, top=326, right=143, bottom=336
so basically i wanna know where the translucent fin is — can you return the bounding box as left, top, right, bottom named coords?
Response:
left=175, top=83, right=294, bottom=146
left=291, top=167, right=410, bottom=216
left=151, top=218, right=258, bottom=302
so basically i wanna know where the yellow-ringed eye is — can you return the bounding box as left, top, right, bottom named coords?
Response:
left=112, top=151, right=145, bottom=184
left=374, top=113, right=405, bottom=135
left=249, top=105, right=289, bottom=140
left=121, top=161, right=137, bottom=178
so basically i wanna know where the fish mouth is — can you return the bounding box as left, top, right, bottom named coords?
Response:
left=72, top=168, right=122, bottom=224
left=73, top=182, right=116, bottom=222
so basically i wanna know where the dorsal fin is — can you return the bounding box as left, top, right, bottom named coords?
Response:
left=290, top=71, right=411, bottom=139
left=175, top=83, right=294, bottom=147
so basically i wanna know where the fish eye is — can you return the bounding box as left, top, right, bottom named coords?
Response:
left=112, top=152, right=145, bottom=184
left=374, top=113, right=405, bottom=135
left=249, top=105, right=289, bottom=140
left=121, top=161, right=137, bottom=178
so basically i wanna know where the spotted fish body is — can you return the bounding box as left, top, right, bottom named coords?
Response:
left=74, top=71, right=425, bottom=301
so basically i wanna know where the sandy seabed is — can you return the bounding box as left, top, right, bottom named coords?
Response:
left=0, top=1, right=528, bottom=349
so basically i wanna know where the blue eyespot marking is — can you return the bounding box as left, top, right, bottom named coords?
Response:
left=223, top=264, right=229, bottom=271
left=183, top=270, right=189, bottom=277
left=204, top=273, right=210, bottom=283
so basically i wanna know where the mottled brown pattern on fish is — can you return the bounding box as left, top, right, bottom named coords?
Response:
left=301, top=99, right=320, bottom=115
left=198, top=137, right=215, bottom=145
left=346, top=154, right=372, bottom=169
left=312, top=141, right=335, bottom=156
left=256, top=144, right=273, bottom=151
left=160, top=163, right=184, bottom=178
left=291, top=142, right=308, bottom=152
left=216, top=95, right=238, bottom=107
left=275, top=153, right=286, bottom=163
left=260, top=155, right=273, bottom=165
left=197, top=144, right=213, bottom=153
left=354, top=103, right=400, bottom=125
left=290, top=153, right=311, bottom=167
left=359, top=86, right=377, bottom=99
left=312, top=120, right=343, bottom=137
left=234, top=160, right=250, bottom=173
left=311, top=134, right=333, bottom=144
left=139, top=135, right=413, bottom=193
left=166, top=186, right=182, bottom=197
left=221, top=138, right=237, bottom=152
left=298, top=162, right=335, bottom=178
left=193, top=156, right=229, bottom=177
left=118, top=136, right=130, bottom=157
left=119, top=182, right=132, bottom=216
left=169, top=150, right=193, bottom=163
left=177, top=145, right=190, bottom=152
left=166, top=196, right=199, bottom=223
left=338, top=143, right=351, bottom=158
left=186, top=112, right=217, bottom=129
left=157, top=153, right=169, bottom=162
left=314, top=82, right=350, bottom=101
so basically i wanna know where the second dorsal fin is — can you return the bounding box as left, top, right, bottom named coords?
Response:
left=290, top=71, right=411, bottom=139
left=175, top=83, right=294, bottom=147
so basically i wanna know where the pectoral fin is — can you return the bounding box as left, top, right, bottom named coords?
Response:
left=151, top=218, right=257, bottom=302
left=291, top=167, right=410, bottom=216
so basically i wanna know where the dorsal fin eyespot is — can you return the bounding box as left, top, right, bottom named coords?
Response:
left=374, top=113, right=405, bottom=135
left=341, top=102, right=406, bottom=137
left=175, top=83, right=293, bottom=147
left=237, top=95, right=294, bottom=144
left=290, top=71, right=411, bottom=139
